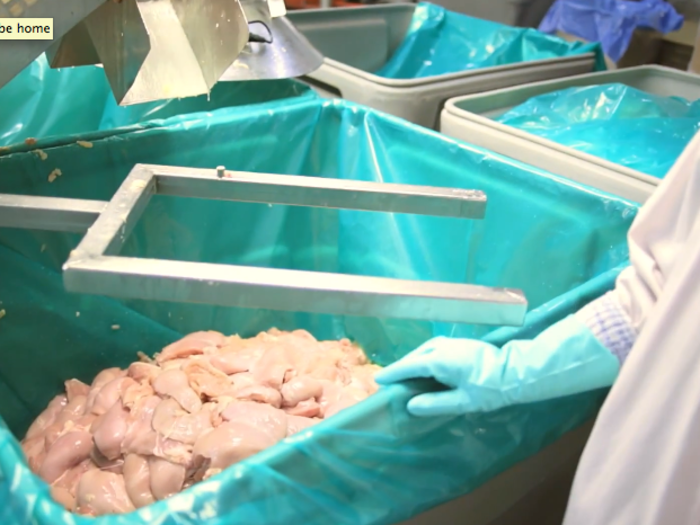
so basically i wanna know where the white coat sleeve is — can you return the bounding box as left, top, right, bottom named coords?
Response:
left=562, top=125, right=700, bottom=525
left=574, top=130, right=700, bottom=365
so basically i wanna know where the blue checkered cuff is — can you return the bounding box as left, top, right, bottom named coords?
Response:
left=575, top=292, right=637, bottom=365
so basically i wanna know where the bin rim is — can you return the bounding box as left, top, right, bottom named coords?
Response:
left=288, top=3, right=596, bottom=88
left=440, top=64, right=699, bottom=188
left=320, top=53, right=597, bottom=88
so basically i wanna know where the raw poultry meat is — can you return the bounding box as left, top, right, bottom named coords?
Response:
left=20, top=328, right=381, bottom=516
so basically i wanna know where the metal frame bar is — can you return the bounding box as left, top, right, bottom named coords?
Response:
left=156, top=165, right=488, bottom=218
left=1, top=164, right=527, bottom=325
left=0, top=194, right=107, bottom=233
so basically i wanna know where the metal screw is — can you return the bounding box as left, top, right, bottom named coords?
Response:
left=216, top=165, right=226, bottom=178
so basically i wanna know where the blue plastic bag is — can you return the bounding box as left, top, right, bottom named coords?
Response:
left=0, top=98, right=636, bottom=525
left=0, top=55, right=316, bottom=150
left=495, top=83, right=700, bottom=178
left=540, top=0, right=683, bottom=62
left=375, top=2, right=605, bottom=79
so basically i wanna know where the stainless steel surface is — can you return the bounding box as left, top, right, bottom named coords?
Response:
left=241, top=0, right=272, bottom=25
left=83, top=0, right=151, bottom=104
left=0, top=164, right=527, bottom=324
left=2, top=0, right=318, bottom=104
left=64, top=257, right=527, bottom=325
left=45, top=21, right=101, bottom=68
left=0, top=0, right=105, bottom=91
left=220, top=17, right=324, bottom=81
left=83, top=0, right=250, bottom=104
left=155, top=165, right=487, bottom=218
left=0, top=194, right=106, bottom=233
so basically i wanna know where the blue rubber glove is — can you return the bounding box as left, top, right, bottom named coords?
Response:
left=374, top=315, right=620, bottom=417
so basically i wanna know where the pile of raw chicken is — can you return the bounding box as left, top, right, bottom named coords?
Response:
left=20, top=329, right=381, bottom=516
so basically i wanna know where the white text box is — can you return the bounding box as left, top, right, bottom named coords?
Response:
left=0, top=18, right=53, bottom=40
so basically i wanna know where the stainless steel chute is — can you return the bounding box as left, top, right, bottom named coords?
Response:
left=0, top=0, right=324, bottom=105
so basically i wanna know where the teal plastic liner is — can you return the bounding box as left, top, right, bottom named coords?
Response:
left=375, top=2, right=606, bottom=79
left=0, top=54, right=316, bottom=150
left=495, top=83, right=700, bottom=178
left=0, top=98, right=637, bottom=525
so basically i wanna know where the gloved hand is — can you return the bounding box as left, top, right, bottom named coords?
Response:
left=374, top=315, right=620, bottom=417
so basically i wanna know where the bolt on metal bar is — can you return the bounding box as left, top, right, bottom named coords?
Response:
left=154, top=165, right=487, bottom=219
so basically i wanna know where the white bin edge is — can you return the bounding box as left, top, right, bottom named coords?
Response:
left=438, top=65, right=700, bottom=203
left=303, top=52, right=596, bottom=129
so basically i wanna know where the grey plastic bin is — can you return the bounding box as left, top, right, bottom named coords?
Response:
left=287, top=4, right=596, bottom=129
left=440, top=65, right=700, bottom=204
left=401, top=419, right=592, bottom=525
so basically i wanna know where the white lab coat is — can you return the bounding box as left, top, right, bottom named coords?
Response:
left=562, top=131, right=700, bottom=524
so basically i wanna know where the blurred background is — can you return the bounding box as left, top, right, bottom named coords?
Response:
left=284, top=0, right=700, bottom=71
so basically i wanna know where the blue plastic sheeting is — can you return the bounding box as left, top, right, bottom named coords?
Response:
left=0, top=54, right=316, bottom=150
left=375, top=2, right=605, bottom=79
left=540, top=0, right=683, bottom=62
left=0, top=98, right=637, bottom=525
left=495, top=83, right=700, bottom=178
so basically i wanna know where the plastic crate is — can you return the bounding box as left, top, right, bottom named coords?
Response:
left=440, top=65, right=700, bottom=203
left=287, top=4, right=596, bottom=129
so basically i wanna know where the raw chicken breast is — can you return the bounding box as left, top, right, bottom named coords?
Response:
left=220, top=401, right=287, bottom=441
left=123, top=454, right=155, bottom=508
left=90, top=378, right=136, bottom=416
left=76, top=470, right=135, bottom=516
left=155, top=331, right=226, bottom=364
left=39, top=430, right=93, bottom=484
left=286, top=415, right=320, bottom=436
left=21, top=328, right=380, bottom=517
left=280, top=376, right=323, bottom=408
left=25, top=395, right=67, bottom=440
left=65, top=380, right=90, bottom=402
left=92, top=401, right=130, bottom=460
left=192, top=421, right=277, bottom=480
left=152, top=369, right=202, bottom=413
left=148, top=457, right=186, bottom=500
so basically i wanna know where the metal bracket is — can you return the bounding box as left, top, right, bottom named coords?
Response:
left=45, top=0, right=250, bottom=105
left=219, top=16, right=324, bottom=81
left=0, top=165, right=527, bottom=325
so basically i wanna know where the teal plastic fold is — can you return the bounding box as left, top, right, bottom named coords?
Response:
left=0, top=98, right=636, bottom=525
left=495, top=83, right=700, bottom=178
left=0, top=54, right=316, bottom=150
left=375, top=2, right=606, bottom=79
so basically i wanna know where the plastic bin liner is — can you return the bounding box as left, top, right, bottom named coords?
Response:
left=375, top=2, right=605, bottom=80
left=0, top=98, right=637, bottom=525
left=0, top=54, right=316, bottom=150
left=540, top=0, right=683, bottom=62
left=495, top=83, right=700, bottom=178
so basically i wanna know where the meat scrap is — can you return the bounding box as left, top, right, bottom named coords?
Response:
left=21, top=329, right=380, bottom=516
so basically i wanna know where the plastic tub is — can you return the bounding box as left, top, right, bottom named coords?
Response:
left=439, top=65, right=700, bottom=203
left=0, top=98, right=635, bottom=525
left=287, top=4, right=597, bottom=129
